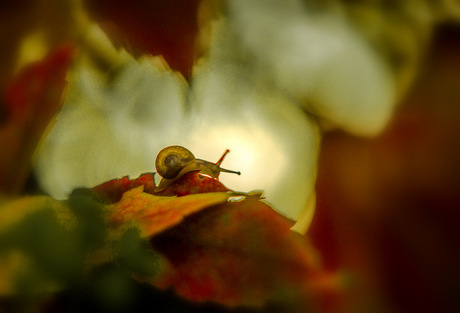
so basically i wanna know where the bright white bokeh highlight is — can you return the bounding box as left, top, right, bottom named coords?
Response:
left=35, top=1, right=397, bottom=224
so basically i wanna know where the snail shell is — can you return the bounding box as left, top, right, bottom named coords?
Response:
left=155, top=145, right=195, bottom=179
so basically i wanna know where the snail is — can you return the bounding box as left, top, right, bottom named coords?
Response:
left=155, top=145, right=241, bottom=191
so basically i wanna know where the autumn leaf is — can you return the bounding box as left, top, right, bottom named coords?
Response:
left=94, top=170, right=324, bottom=307
left=143, top=196, right=322, bottom=307
left=92, top=173, right=157, bottom=203
left=154, top=171, right=231, bottom=197
left=92, top=170, right=231, bottom=203
left=84, top=0, right=201, bottom=79
left=105, top=186, right=232, bottom=238
left=0, top=45, right=74, bottom=194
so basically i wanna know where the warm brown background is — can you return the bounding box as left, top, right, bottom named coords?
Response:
left=310, top=24, right=460, bottom=313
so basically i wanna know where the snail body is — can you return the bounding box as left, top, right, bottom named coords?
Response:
left=154, top=145, right=240, bottom=191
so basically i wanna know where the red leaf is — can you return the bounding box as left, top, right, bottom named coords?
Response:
left=0, top=45, right=74, bottom=194
left=92, top=173, right=157, bottom=203
left=154, top=171, right=230, bottom=197
left=84, top=0, right=201, bottom=79
left=94, top=159, right=330, bottom=307
left=92, top=171, right=231, bottom=202
left=147, top=196, right=324, bottom=307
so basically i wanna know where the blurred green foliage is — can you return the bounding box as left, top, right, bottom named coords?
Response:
left=0, top=189, right=165, bottom=312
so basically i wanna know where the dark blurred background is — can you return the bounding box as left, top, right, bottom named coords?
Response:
left=310, top=24, right=460, bottom=313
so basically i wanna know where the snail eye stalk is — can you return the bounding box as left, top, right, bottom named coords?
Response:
left=215, top=149, right=241, bottom=176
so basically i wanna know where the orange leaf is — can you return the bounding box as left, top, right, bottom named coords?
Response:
left=105, top=186, right=231, bottom=238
